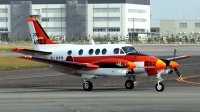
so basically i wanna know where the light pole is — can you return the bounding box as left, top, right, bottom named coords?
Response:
left=21, top=17, right=23, bottom=39
left=71, top=34, right=73, bottom=43
left=132, top=18, right=134, bottom=43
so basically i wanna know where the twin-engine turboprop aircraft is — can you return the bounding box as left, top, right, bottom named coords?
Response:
left=12, top=18, right=191, bottom=91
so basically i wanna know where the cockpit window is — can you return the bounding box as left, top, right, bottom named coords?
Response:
left=120, top=49, right=124, bottom=54
left=122, top=46, right=137, bottom=54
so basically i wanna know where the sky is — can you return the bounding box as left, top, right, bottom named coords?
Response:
left=150, top=0, right=200, bottom=23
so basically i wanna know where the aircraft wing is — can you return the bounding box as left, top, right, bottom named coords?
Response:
left=12, top=48, right=52, bottom=55
left=166, top=54, right=191, bottom=61
left=19, top=55, right=99, bottom=70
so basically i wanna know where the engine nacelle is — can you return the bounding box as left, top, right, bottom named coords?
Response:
left=161, top=69, right=173, bottom=75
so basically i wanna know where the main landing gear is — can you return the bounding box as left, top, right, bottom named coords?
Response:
left=125, top=70, right=137, bottom=89
left=83, top=79, right=93, bottom=91
left=155, top=70, right=165, bottom=92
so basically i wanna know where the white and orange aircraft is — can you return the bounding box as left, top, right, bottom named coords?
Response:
left=12, top=18, right=191, bottom=91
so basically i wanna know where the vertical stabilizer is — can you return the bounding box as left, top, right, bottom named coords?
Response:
left=27, top=18, right=57, bottom=50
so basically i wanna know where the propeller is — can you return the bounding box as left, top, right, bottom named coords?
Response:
left=172, top=45, right=182, bottom=79
left=161, top=45, right=182, bottom=80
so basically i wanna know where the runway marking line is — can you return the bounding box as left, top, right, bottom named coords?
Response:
left=177, top=75, right=200, bottom=85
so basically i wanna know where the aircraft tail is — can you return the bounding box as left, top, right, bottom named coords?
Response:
left=27, top=18, right=57, bottom=50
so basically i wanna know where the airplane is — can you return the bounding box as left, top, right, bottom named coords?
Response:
left=12, top=18, right=191, bottom=92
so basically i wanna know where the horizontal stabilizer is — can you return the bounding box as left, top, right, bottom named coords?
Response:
left=19, top=55, right=99, bottom=70
left=12, top=48, right=52, bottom=55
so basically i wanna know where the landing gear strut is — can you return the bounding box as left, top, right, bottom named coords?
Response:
left=155, top=70, right=165, bottom=92
left=83, top=79, right=93, bottom=91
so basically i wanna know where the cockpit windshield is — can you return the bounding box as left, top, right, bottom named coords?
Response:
left=122, top=46, right=138, bottom=54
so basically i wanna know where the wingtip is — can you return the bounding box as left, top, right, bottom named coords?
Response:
left=187, top=54, right=192, bottom=57
left=87, top=64, right=99, bottom=69
left=12, top=48, right=24, bottom=52
left=18, top=55, right=32, bottom=59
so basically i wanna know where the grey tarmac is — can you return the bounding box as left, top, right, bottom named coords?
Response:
left=0, top=86, right=200, bottom=112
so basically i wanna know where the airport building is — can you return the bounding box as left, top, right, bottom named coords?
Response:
left=0, top=0, right=150, bottom=40
left=151, top=20, right=200, bottom=38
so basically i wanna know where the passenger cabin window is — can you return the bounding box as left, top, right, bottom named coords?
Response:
left=102, top=48, right=107, bottom=55
left=79, top=49, right=83, bottom=55
left=114, top=48, right=119, bottom=54
left=89, top=49, right=94, bottom=55
left=67, top=50, right=72, bottom=55
left=122, top=46, right=137, bottom=54
left=95, top=49, right=100, bottom=55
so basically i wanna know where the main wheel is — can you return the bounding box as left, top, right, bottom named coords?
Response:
left=155, top=82, right=165, bottom=92
left=125, top=80, right=134, bottom=89
left=83, top=81, right=93, bottom=91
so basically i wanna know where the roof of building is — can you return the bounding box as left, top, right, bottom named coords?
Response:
left=0, top=0, right=150, bottom=5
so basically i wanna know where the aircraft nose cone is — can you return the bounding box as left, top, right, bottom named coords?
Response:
left=156, top=59, right=166, bottom=70
left=127, top=62, right=136, bottom=70
left=169, top=61, right=179, bottom=69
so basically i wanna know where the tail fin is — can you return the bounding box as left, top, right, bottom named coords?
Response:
left=27, top=18, right=57, bottom=50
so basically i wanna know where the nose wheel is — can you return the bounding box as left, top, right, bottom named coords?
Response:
left=155, top=82, right=164, bottom=92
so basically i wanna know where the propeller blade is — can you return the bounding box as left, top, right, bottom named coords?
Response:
left=173, top=45, right=177, bottom=61
left=174, top=67, right=182, bottom=79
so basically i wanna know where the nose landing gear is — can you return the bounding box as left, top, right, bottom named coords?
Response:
left=155, top=70, right=165, bottom=92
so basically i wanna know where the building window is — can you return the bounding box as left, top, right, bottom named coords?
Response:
left=128, top=28, right=145, bottom=32
left=95, top=49, right=100, bottom=55
left=0, top=17, right=8, bottom=22
left=89, top=49, right=94, bottom=55
left=151, top=28, right=160, bottom=33
left=108, top=27, right=120, bottom=32
left=42, top=8, right=66, bottom=13
left=179, top=23, right=187, bottom=28
left=114, top=48, right=119, bottom=54
left=79, top=49, right=83, bottom=55
left=93, top=27, right=120, bottom=32
left=42, top=17, right=66, bottom=22
left=102, top=48, right=107, bottom=55
left=0, top=27, right=8, bottom=31
left=0, top=8, right=8, bottom=13
left=195, top=23, right=200, bottom=28
left=93, top=8, right=120, bottom=13
left=128, top=9, right=146, bottom=14
left=93, top=27, right=106, bottom=32
left=93, top=17, right=120, bottom=22
left=43, top=27, right=66, bottom=32
left=128, top=18, right=147, bottom=22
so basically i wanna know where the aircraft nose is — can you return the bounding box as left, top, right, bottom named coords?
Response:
left=127, top=62, right=136, bottom=70
left=169, top=61, right=179, bottom=69
left=156, top=59, right=166, bottom=70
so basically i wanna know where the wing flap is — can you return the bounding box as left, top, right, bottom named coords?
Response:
left=167, top=54, right=191, bottom=61
left=12, top=48, right=52, bottom=55
left=19, top=55, right=99, bottom=70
